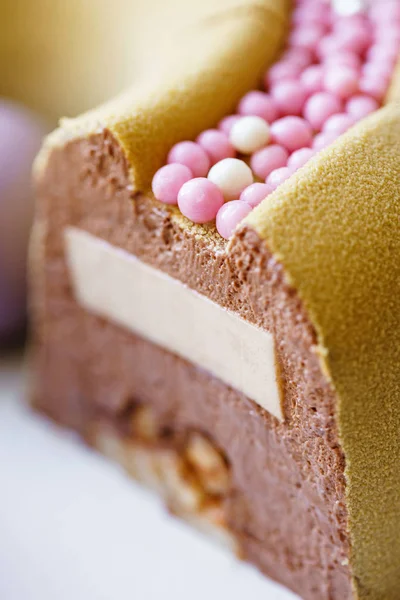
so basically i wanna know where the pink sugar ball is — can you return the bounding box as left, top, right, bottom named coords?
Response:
left=271, top=80, right=308, bottom=115
left=240, top=182, right=274, bottom=208
left=324, top=66, right=359, bottom=100
left=374, top=26, right=400, bottom=47
left=292, top=3, right=331, bottom=27
left=287, top=147, right=315, bottom=170
left=313, top=131, right=338, bottom=151
left=265, top=61, right=302, bottom=88
left=323, top=113, right=355, bottom=135
left=266, top=166, right=294, bottom=190
left=300, top=65, right=325, bottom=95
left=333, top=14, right=368, bottom=30
left=330, top=25, right=371, bottom=55
left=218, top=115, right=241, bottom=136
left=282, top=47, right=314, bottom=69
left=324, top=52, right=361, bottom=70
left=238, top=91, right=278, bottom=123
left=317, top=35, right=341, bottom=61
left=346, top=94, right=379, bottom=119
left=303, top=92, right=343, bottom=131
left=359, top=76, right=388, bottom=101
left=336, top=18, right=371, bottom=39
left=152, top=163, right=193, bottom=205
left=250, top=144, right=289, bottom=180
left=216, top=200, right=252, bottom=240
left=270, top=116, right=313, bottom=152
left=366, top=43, right=399, bottom=65
left=177, top=178, right=224, bottom=224
left=289, top=24, right=325, bottom=51
left=196, top=129, right=235, bottom=165
left=318, top=30, right=368, bottom=61
left=362, top=63, right=394, bottom=86
left=370, top=1, right=400, bottom=23
left=168, top=141, right=210, bottom=178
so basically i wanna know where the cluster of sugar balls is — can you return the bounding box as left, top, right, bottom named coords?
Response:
left=152, top=0, right=400, bottom=239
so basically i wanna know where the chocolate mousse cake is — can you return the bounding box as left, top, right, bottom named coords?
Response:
left=30, top=0, right=400, bottom=598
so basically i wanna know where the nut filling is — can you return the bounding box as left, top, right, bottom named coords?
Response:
left=92, top=405, right=235, bottom=549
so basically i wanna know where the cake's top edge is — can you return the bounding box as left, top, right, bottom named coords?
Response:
left=34, top=0, right=290, bottom=188
left=242, top=102, right=400, bottom=348
left=241, top=101, right=400, bottom=598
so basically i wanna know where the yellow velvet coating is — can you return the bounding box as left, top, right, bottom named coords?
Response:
left=244, top=105, right=400, bottom=599
left=3, top=0, right=287, bottom=120
left=36, top=0, right=290, bottom=189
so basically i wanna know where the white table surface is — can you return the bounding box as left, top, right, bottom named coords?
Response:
left=0, top=356, right=299, bottom=600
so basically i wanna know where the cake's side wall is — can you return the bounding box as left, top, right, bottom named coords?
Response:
left=30, top=132, right=352, bottom=600
left=246, top=105, right=400, bottom=599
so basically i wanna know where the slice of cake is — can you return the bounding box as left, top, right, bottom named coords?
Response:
left=30, top=0, right=400, bottom=598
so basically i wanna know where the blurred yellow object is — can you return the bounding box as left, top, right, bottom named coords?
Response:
left=0, top=0, right=146, bottom=120
left=0, top=0, right=287, bottom=122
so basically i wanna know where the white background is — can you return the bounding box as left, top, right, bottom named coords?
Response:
left=0, top=357, right=298, bottom=600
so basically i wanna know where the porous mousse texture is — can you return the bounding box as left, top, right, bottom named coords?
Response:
left=31, top=130, right=352, bottom=600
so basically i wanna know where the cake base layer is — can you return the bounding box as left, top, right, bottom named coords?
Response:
left=32, top=279, right=352, bottom=600
left=32, top=131, right=353, bottom=600
left=93, top=410, right=238, bottom=553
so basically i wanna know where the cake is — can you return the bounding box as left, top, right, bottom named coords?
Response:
left=30, top=0, right=400, bottom=598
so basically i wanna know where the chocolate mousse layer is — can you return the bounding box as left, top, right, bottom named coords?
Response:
left=31, top=130, right=352, bottom=600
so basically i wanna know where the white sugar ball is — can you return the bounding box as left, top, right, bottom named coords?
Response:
left=229, top=116, right=270, bottom=154
left=332, top=0, right=365, bottom=16
left=208, top=158, right=253, bottom=200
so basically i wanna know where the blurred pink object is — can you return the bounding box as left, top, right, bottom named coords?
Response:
left=238, top=91, right=278, bottom=123
left=301, top=65, right=325, bottom=95
left=271, top=80, right=308, bottom=115
left=0, top=99, right=47, bottom=343
left=216, top=200, right=252, bottom=240
left=240, top=182, right=274, bottom=208
left=250, top=145, right=288, bottom=180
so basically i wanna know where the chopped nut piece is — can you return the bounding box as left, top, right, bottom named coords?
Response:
left=93, top=425, right=236, bottom=552
left=158, top=451, right=205, bottom=513
left=186, top=433, right=230, bottom=496
left=202, top=502, right=227, bottom=528
left=125, top=445, right=164, bottom=494
left=95, top=424, right=128, bottom=465
left=131, top=405, right=158, bottom=441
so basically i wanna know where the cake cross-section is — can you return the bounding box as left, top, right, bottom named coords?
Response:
left=31, top=0, right=400, bottom=598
